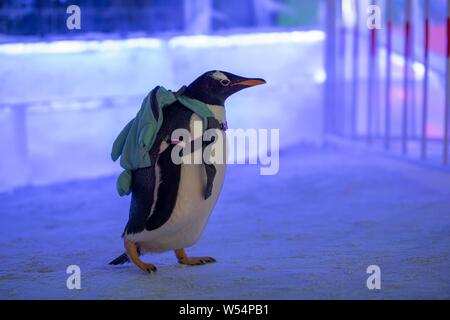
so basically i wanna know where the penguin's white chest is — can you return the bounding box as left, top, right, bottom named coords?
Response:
left=137, top=105, right=227, bottom=253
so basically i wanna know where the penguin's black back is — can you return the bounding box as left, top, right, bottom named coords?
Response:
left=123, top=99, right=194, bottom=236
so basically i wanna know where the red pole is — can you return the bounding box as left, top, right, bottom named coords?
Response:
left=370, top=27, right=376, bottom=57
left=444, top=0, right=450, bottom=164
left=421, top=0, right=430, bottom=159
left=402, top=0, right=411, bottom=155
left=385, top=0, right=392, bottom=150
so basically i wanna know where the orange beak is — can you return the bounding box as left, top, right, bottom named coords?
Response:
left=234, top=79, right=266, bottom=87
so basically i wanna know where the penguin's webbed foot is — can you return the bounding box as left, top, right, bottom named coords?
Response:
left=124, top=239, right=158, bottom=274
left=141, top=263, right=158, bottom=273
left=175, top=248, right=216, bottom=266
left=178, top=256, right=216, bottom=265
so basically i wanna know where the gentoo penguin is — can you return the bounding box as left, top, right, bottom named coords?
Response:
left=109, top=71, right=266, bottom=273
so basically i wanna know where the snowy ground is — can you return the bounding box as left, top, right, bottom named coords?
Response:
left=0, top=146, right=449, bottom=299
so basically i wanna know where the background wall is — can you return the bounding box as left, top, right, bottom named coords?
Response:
left=0, top=31, right=324, bottom=192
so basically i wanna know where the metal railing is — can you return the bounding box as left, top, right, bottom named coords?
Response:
left=324, top=0, right=450, bottom=166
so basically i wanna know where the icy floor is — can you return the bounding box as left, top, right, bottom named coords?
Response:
left=0, top=146, right=449, bottom=299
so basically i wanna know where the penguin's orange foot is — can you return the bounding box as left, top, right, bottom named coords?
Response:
left=175, top=249, right=216, bottom=266
left=140, top=263, right=158, bottom=273
left=124, top=239, right=158, bottom=274
left=178, top=256, right=216, bottom=265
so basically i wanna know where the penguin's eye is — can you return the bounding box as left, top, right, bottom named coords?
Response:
left=220, top=79, right=230, bottom=86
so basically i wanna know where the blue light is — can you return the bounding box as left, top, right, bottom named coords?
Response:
left=168, top=31, right=325, bottom=48
left=0, top=38, right=163, bottom=55
left=0, top=31, right=325, bottom=55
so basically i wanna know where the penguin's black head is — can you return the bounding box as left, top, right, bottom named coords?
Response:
left=183, top=70, right=266, bottom=106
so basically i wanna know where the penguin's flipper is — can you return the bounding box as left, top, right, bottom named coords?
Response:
left=124, top=166, right=157, bottom=235
left=175, top=248, right=216, bottom=266
left=203, top=163, right=216, bottom=200
left=124, top=240, right=157, bottom=273
left=202, top=117, right=223, bottom=200
left=109, top=253, right=130, bottom=265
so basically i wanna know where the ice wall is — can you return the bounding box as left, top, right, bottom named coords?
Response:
left=0, top=32, right=325, bottom=192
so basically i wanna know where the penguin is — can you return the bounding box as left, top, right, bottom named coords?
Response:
left=109, top=71, right=266, bottom=273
